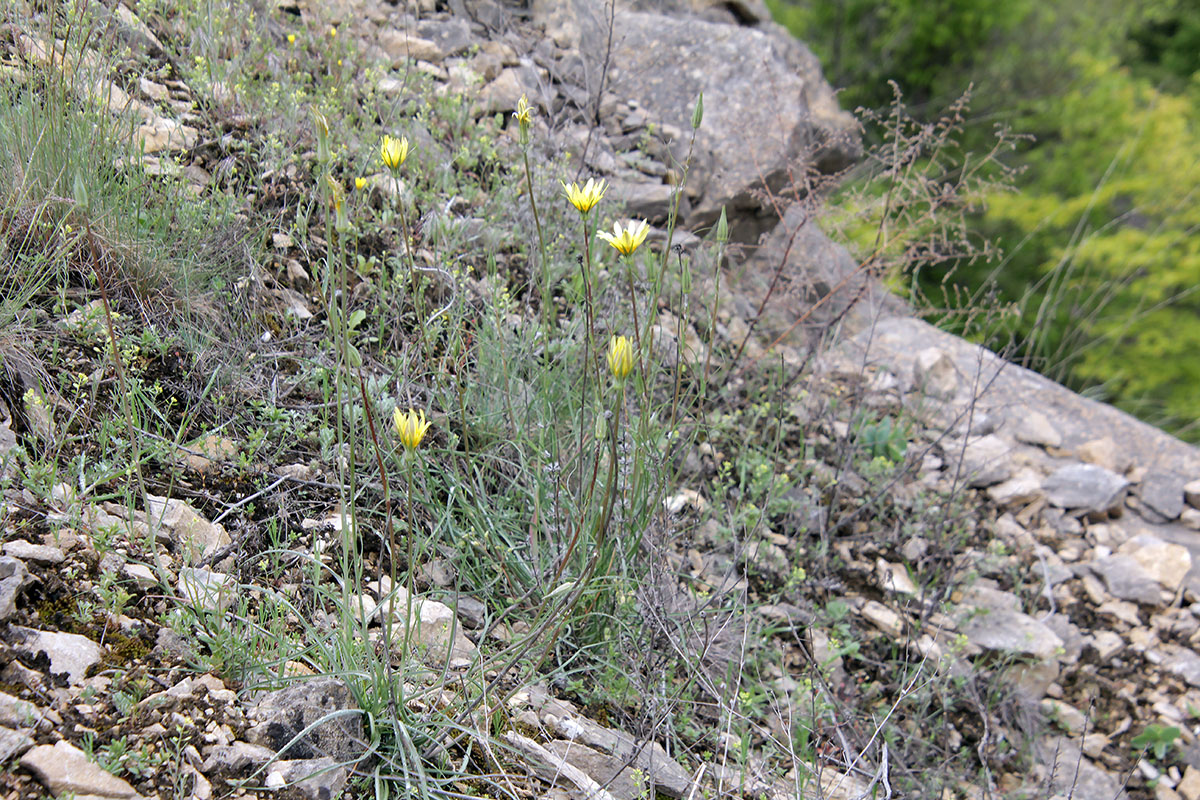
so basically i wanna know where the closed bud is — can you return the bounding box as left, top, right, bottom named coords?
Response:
left=691, top=91, right=703, bottom=130
left=715, top=206, right=728, bottom=244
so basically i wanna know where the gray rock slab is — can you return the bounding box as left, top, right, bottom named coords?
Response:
left=1139, top=470, right=1186, bottom=521
left=246, top=678, right=365, bottom=763
left=832, top=317, right=1200, bottom=501
left=1, top=540, right=64, bottom=565
left=959, top=608, right=1063, bottom=661
left=1088, top=555, right=1163, bottom=605
left=201, top=741, right=276, bottom=774
left=547, top=740, right=648, bottom=800
left=0, top=691, right=41, bottom=728
left=0, top=556, right=34, bottom=620
left=1035, top=737, right=1128, bottom=800
left=20, top=740, right=138, bottom=798
left=546, top=714, right=691, bottom=798
left=264, top=757, right=349, bottom=800
left=0, top=725, right=34, bottom=763
left=1162, top=645, right=1200, bottom=687
left=10, top=626, right=104, bottom=686
left=1042, top=463, right=1129, bottom=513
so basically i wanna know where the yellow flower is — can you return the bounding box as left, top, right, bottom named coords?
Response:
left=381, top=134, right=410, bottom=171
left=393, top=408, right=431, bottom=451
left=325, top=174, right=348, bottom=232
left=514, top=94, right=533, bottom=146
left=355, top=177, right=366, bottom=190
left=597, top=219, right=650, bottom=256
left=329, top=26, right=337, bottom=37
left=562, top=178, right=607, bottom=213
left=607, top=335, right=633, bottom=383
left=287, top=34, right=296, bottom=44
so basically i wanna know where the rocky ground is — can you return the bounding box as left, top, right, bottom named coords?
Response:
left=4, top=1, right=1200, bottom=799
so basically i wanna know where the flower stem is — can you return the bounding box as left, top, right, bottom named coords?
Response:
left=522, top=147, right=552, bottom=327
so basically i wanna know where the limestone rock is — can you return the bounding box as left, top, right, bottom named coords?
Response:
left=146, top=495, right=231, bottom=561
left=1034, top=737, right=1128, bottom=800
left=0, top=725, right=34, bottom=763
left=956, top=434, right=1014, bottom=488
left=10, top=626, right=104, bottom=686
left=1088, top=555, right=1163, bottom=605
left=177, top=568, right=236, bottom=612
left=568, top=5, right=855, bottom=226
left=1138, top=470, right=1186, bottom=521
left=1, top=539, right=64, bottom=564
left=0, top=556, right=34, bottom=620
left=1117, top=534, right=1192, bottom=592
left=245, top=678, right=365, bottom=763
left=959, top=608, right=1063, bottom=661
left=1042, top=463, right=1129, bottom=513
left=20, top=740, right=139, bottom=799
left=1014, top=410, right=1062, bottom=448
left=263, top=757, right=349, bottom=799
left=544, top=713, right=692, bottom=798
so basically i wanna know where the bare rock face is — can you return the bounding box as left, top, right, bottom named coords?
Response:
left=534, top=0, right=857, bottom=230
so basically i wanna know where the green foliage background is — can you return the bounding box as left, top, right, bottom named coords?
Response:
left=768, top=0, right=1200, bottom=439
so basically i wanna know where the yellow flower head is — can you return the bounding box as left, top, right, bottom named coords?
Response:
left=287, top=33, right=296, bottom=44
left=381, top=134, right=410, bottom=171
left=597, top=219, right=650, bottom=256
left=514, top=94, right=533, bottom=146
left=514, top=94, right=533, bottom=127
left=325, top=174, right=349, bottom=232
left=393, top=408, right=431, bottom=451
left=607, top=335, right=634, bottom=383
left=355, top=177, right=366, bottom=190
left=562, top=178, right=607, bottom=214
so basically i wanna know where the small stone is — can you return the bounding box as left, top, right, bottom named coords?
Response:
left=1076, top=437, right=1127, bottom=473
left=957, top=434, right=1013, bottom=488
left=0, top=726, right=34, bottom=763
left=1, top=539, right=64, bottom=564
left=1014, top=411, right=1062, bottom=448
left=246, top=678, right=364, bottom=763
left=1118, top=534, right=1192, bottom=592
left=1042, top=463, right=1129, bottom=513
left=10, top=626, right=104, bottom=686
left=1163, top=645, right=1200, bottom=687
left=1183, top=508, right=1200, bottom=531
left=1089, top=555, right=1163, bottom=605
left=960, top=608, right=1063, bottom=661
left=1041, top=698, right=1087, bottom=734
left=913, top=347, right=960, bottom=399
left=123, top=563, right=157, bottom=590
left=264, top=758, right=349, bottom=800
left=1091, top=631, right=1125, bottom=661
left=177, top=568, right=236, bottom=612
left=21, top=740, right=138, bottom=798
left=859, top=600, right=904, bottom=637
left=1177, top=765, right=1200, bottom=800
left=1139, top=471, right=1186, bottom=521
left=0, top=556, right=34, bottom=621
left=987, top=468, right=1043, bottom=507
left=0, top=691, right=41, bottom=728
left=1097, top=599, right=1142, bottom=626
left=875, top=559, right=917, bottom=595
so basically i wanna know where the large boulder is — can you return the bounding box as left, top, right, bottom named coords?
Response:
left=727, top=202, right=907, bottom=348
left=533, top=0, right=857, bottom=229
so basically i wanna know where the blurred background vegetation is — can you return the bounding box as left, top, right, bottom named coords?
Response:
left=768, top=0, right=1200, bottom=440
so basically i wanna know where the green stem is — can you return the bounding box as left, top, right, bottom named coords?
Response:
left=522, top=147, right=552, bottom=327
